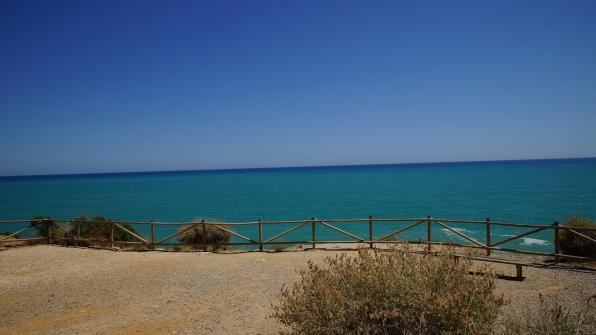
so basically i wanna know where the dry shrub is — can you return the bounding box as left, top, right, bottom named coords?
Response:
left=273, top=246, right=505, bottom=335
left=505, top=294, right=595, bottom=335
left=559, top=215, right=596, bottom=257
left=177, top=219, right=231, bottom=250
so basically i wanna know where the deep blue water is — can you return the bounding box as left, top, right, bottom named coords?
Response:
left=1, top=158, right=595, bottom=252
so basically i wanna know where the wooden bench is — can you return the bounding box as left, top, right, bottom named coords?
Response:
left=454, top=253, right=528, bottom=280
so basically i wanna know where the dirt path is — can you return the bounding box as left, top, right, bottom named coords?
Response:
left=1, top=245, right=594, bottom=335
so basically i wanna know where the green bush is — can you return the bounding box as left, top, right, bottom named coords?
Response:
left=31, top=216, right=56, bottom=238
left=30, top=216, right=70, bottom=240
left=272, top=246, right=505, bottom=335
left=559, top=215, right=596, bottom=257
left=30, top=215, right=140, bottom=247
left=72, top=216, right=138, bottom=242
left=505, top=294, right=595, bottom=335
left=177, top=219, right=231, bottom=250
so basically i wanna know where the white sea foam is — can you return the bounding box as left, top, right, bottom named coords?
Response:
left=441, top=229, right=549, bottom=247
left=520, top=237, right=549, bottom=246
left=441, top=227, right=475, bottom=238
left=441, top=227, right=473, bottom=234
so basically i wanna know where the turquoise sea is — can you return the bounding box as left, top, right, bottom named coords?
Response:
left=1, top=158, right=595, bottom=253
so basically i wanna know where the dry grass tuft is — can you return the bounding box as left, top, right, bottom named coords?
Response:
left=504, top=294, right=595, bottom=335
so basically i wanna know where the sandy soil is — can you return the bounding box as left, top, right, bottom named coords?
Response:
left=0, top=245, right=594, bottom=335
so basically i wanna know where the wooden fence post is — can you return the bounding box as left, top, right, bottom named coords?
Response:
left=368, top=216, right=374, bottom=249
left=150, top=220, right=155, bottom=250
left=201, top=219, right=207, bottom=250
left=110, top=221, right=114, bottom=248
left=427, top=216, right=432, bottom=253
left=311, top=217, right=316, bottom=249
left=486, top=218, right=491, bottom=256
left=47, top=219, right=52, bottom=244
left=554, top=221, right=560, bottom=263
left=258, top=219, right=263, bottom=252
left=76, top=220, right=81, bottom=240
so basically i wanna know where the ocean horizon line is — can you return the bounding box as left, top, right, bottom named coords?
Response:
left=1, top=156, right=595, bottom=180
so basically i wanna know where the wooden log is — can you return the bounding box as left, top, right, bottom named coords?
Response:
left=557, top=225, right=596, bottom=232
left=256, top=219, right=311, bottom=225
left=0, top=220, right=36, bottom=224
left=453, top=253, right=527, bottom=280
left=432, top=219, right=494, bottom=225
left=487, top=222, right=555, bottom=229
left=328, top=218, right=424, bottom=223
left=0, top=237, right=46, bottom=242
left=161, top=240, right=311, bottom=246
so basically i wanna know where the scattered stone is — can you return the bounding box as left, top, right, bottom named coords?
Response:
left=0, top=245, right=594, bottom=334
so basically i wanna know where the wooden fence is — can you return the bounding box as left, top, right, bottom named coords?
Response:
left=1, top=217, right=595, bottom=263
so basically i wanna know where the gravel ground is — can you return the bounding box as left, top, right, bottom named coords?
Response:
left=0, top=245, right=594, bottom=335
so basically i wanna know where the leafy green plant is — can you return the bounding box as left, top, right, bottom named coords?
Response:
left=31, top=216, right=56, bottom=238
left=273, top=245, right=505, bottom=335
left=177, top=219, right=231, bottom=250
left=30, top=216, right=71, bottom=241
left=72, top=216, right=138, bottom=242
left=30, top=215, right=140, bottom=247
left=559, top=215, right=596, bottom=257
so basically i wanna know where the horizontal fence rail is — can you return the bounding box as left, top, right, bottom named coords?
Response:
left=1, top=217, right=595, bottom=263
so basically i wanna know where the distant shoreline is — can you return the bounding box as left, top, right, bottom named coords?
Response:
left=2, top=156, right=595, bottom=180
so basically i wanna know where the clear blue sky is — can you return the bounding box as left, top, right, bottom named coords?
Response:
left=1, top=0, right=595, bottom=176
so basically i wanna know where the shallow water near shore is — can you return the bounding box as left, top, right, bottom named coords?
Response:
left=1, top=158, right=595, bottom=253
